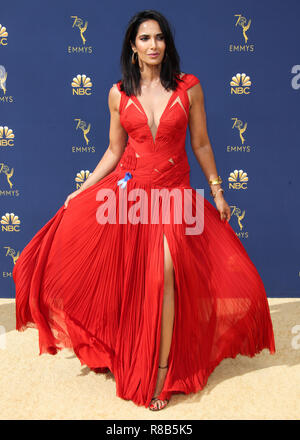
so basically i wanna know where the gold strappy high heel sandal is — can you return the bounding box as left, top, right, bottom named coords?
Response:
left=149, top=365, right=169, bottom=411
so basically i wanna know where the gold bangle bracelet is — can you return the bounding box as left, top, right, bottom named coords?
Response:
left=209, top=175, right=222, bottom=185
left=210, top=187, right=224, bottom=198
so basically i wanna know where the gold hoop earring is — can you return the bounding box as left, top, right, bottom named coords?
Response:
left=131, top=51, right=138, bottom=64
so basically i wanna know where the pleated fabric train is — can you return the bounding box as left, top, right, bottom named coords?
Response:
left=13, top=73, right=276, bottom=408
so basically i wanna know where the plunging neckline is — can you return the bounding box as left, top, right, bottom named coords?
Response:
left=131, top=73, right=187, bottom=148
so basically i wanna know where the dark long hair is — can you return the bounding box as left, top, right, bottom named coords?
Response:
left=118, top=10, right=184, bottom=97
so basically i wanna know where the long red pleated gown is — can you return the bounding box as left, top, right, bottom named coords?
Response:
left=13, top=73, right=276, bottom=408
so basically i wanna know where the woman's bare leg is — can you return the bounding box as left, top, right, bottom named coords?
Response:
left=151, top=233, right=175, bottom=409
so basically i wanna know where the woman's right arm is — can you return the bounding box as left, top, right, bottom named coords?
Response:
left=79, top=84, right=128, bottom=192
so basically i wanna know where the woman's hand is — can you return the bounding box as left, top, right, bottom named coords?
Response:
left=64, top=187, right=84, bottom=209
left=213, top=193, right=231, bottom=222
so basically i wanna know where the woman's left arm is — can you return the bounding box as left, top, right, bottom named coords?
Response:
left=188, top=82, right=231, bottom=222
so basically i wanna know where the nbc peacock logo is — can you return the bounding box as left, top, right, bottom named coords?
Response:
left=75, top=170, right=91, bottom=190
left=0, top=126, right=15, bottom=147
left=71, top=74, right=93, bottom=96
left=1, top=213, right=20, bottom=232
left=0, top=24, right=8, bottom=46
left=230, top=73, right=251, bottom=94
left=228, top=169, right=248, bottom=190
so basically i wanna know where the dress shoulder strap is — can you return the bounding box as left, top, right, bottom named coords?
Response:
left=182, top=73, right=200, bottom=90
left=113, top=80, right=125, bottom=113
left=115, top=80, right=122, bottom=92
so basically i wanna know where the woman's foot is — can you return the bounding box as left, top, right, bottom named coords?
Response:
left=149, top=365, right=169, bottom=411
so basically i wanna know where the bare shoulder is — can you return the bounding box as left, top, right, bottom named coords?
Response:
left=109, top=83, right=121, bottom=99
left=186, top=74, right=204, bottom=107
left=108, top=83, right=121, bottom=112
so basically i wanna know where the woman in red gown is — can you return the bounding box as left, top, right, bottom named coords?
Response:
left=13, top=10, right=276, bottom=411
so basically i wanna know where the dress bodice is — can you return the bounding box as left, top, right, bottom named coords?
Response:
left=114, top=73, right=200, bottom=187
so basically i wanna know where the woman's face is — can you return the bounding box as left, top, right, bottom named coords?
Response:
left=131, top=19, right=166, bottom=68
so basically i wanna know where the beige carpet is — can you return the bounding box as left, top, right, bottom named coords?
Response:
left=0, top=298, right=299, bottom=420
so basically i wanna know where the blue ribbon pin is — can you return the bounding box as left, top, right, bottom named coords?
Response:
left=117, top=172, right=133, bottom=188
